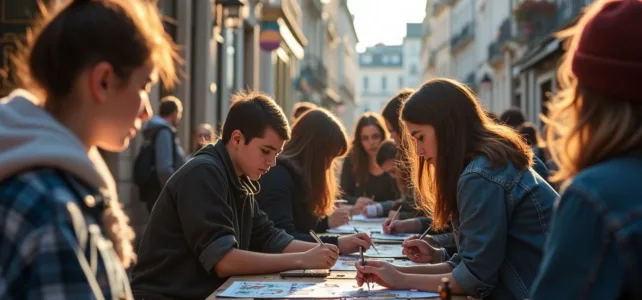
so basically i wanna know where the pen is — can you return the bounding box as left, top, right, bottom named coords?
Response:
left=309, top=230, right=324, bottom=244
left=354, top=227, right=380, bottom=254
left=359, top=246, right=370, bottom=291
left=391, top=204, right=403, bottom=221
left=418, top=226, right=432, bottom=241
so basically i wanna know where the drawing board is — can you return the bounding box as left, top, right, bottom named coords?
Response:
left=217, top=281, right=438, bottom=299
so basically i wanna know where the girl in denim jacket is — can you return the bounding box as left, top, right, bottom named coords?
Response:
left=355, top=78, right=559, bottom=300
left=0, top=0, right=178, bottom=299
left=531, top=0, right=642, bottom=299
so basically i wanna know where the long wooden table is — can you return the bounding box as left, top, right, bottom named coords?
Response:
left=205, top=218, right=467, bottom=299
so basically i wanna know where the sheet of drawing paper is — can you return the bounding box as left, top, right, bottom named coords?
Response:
left=218, top=281, right=438, bottom=298
left=326, top=222, right=382, bottom=234
left=351, top=215, right=388, bottom=222
left=330, top=256, right=396, bottom=271
left=364, top=244, right=406, bottom=258
left=371, top=232, right=414, bottom=241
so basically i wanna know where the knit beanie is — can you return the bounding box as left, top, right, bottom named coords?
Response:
left=571, top=0, right=642, bottom=101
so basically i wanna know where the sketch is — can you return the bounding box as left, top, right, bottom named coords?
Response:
left=327, top=222, right=381, bottom=234
left=218, top=281, right=438, bottom=299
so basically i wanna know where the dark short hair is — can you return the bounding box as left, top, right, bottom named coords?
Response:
left=222, top=91, right=290, bottom=144
left=292, top=102, right=318, bottom=120
left=159, top=96, right=182, bottom=117
left=499, top=108, right=526, bottom=129
left=376, top=139, right=397, bottom=166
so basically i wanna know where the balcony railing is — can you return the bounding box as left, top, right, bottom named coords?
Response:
left=450, top=22, right=474, bottom=52
left=300, top=55, right=328, bottom=89
left=487, top=18, right=512, bottom=65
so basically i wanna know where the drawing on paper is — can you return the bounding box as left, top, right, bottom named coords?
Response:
left=330, top=256, right=398, bottom=271
left=326, top=222, right=382, bottom=234
left=217, top=281, right=439, bottom=299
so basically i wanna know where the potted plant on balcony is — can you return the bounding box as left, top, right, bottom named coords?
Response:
left=514, top=0, right=557, bottom=40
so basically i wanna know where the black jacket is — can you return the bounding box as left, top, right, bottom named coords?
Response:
left=132, top=141, right=294, bottom=300
left=340, top=157, right=400, bottom=208
left=256, top=158, right=339, bottom=246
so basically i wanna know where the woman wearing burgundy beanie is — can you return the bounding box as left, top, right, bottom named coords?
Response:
left=531, top=0, right=642, bottom=299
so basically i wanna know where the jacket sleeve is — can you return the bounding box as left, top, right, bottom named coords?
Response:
left=530, top=186, right=625, bottom=300
left=340, top=158, right=358, bottom=204
left=175, top=163, right=237, bottom=274
left=255, top=166, right=317, bottom=244
left=449, top=173, right=508, bottom=299
left=154, top=128, right=176, bottom=185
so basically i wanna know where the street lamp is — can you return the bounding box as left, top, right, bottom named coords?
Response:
left=218, top=0, right=245, bottom=29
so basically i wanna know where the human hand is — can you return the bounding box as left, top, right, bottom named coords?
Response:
left=382, top=218, right=421, bottom=234
left=327, top=208, right=350, bottom=228
left=402, top=238, right=441, bottom=263
left=352, top=197, right=375, bottom=213
left=300, top=244, right=339, bottom=269
left=355, top=260, right=406, bottom=289
left=337, top=233, right=372, bottom=254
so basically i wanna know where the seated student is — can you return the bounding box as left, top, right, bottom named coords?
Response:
left=531, top=1, right=642, bottom=298
left=257, top=108, right=372, bottom=254
left=0, top=0, right=175, bottom=299
left=341, top=113, right=400, bottom=216
left=355, top=78, right=558, bottom=300
left=291, top=101, right=317, bottom=122
left=132, top=92, right=340, bottom=300
left=375, top=140, right=417, bottom=220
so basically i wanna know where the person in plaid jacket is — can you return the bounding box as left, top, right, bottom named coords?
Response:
left=0, top=0, right=178, bottom=299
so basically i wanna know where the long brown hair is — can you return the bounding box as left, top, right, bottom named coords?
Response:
left=401, top=78, right=533, bottom=229
left=349, top=112, right=389, bottom=186
left=381, top=89, right=415, bottom=195
left=545, top=2, right=642, bottom=183
left=280, top=109, right=349, bottom=217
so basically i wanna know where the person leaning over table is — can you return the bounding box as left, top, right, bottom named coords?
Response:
left=132, top=92, right=339, bottom=300
left=256, top=108, right=372, bottom=255
left=354, top=78, right=558, bottom=300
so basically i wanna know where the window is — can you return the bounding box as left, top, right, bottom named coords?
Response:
left=382, top=77, right=387, bottom=90
left=410, top=64, right=418, bottom=75
left=361, top=55, right=372, bottom=64
left=398, top=76, right=404, bottom=89
left=382, top=55, right=389, bottom=63
left=391, top=55, right=400, bottom=64
left=363, top=76, right=369, bottom=90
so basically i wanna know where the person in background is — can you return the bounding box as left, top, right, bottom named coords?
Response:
left=340, top=113, right=400, bottom=217
left=499, top=107, right=526, bottom=129
left=190, top=122, right=216, bottom=157
left=136, top=96, right=186, bottom=212
left=531, top=0, right=642, bottom=298
left=0, top=0, right=178, bottom=298
left=132, top=92, right=339, bottom=300
left=381, top=88, right=414, bottom=143
left=291, top=101, right=318, bottom=122
left=355, top=78, right=558, bottom=299
left=257, top=108, right=372, bottom=254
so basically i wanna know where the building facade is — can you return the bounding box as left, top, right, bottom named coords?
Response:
left=403, top=23, right=423, bottom=89
left=358, top=44, right=405, bottom=113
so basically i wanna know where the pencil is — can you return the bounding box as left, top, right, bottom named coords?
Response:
left=309, top=230, right=324, bottom=244
left=354, top=227, right=380, bottom=254
left=391, top=203, right=403, bottom=221
left=359, top=247, right=370, bottom=291
left=418, top=226, right=432, bottom=241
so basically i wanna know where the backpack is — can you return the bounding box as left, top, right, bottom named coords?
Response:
left=133, top=127, right=175, bottom=202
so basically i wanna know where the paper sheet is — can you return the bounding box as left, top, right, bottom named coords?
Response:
left=364, top=244, right=406, bottom=258
left=330, top=256, right=419, bottom=271
left=217, top=281, right=438, bottom=299
left=371, top=232, right=414, bottom=241
left=351, top=215, right=388, bottom=222
left=326, top=223, right=382, bottom=234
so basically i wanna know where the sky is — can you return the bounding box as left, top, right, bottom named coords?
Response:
left=347, top=0, right=427, bottom=53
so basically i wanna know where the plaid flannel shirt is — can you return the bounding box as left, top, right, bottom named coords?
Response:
left=0, top=168, right=132, bottom=300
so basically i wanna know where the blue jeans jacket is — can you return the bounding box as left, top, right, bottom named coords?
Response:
left=446, top=156, right=558, bottom=299
left=531, top=155, right=642, bottom=299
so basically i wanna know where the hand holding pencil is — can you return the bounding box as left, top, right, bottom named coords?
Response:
left=303, top=231, right=340, bottom=269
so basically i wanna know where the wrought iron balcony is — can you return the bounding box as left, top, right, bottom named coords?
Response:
left=450, top=22, right=474, bottom=53
left=487, top=18, right=512, bottom=65
left=300, top=55, right=328, bottom=89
